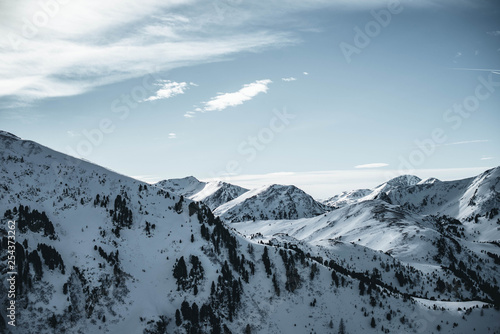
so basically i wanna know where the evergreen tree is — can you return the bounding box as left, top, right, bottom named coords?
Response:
left=359, top=281, right=365, bottom=295
left=338, top=318, right=346, bottom=334
left=191, top=302, right=199, bottom=325
left=331, top=271, right=339, bottom=287
left=370, top=317, right=376, bottom=328
left=262, top=246, right=272, bottom=276
left=48, top=314, right=57, bottom=328
left=211, top=281, right=216, bottom=296
left=173, top=257, right=188, bottom=289
left=181, top=300, right=191, bottom=322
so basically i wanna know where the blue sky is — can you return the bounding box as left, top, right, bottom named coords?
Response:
left=1, top=0, right=499, bottom=197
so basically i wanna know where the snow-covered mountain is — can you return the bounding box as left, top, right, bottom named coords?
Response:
left=1, top=131, right=499, bottom=334
left=156, top=176, right=248, bottom=210
left=387, top=168, right=500, bottom=225
left=214, top=184, right=330, bottom=223
left=323, top=175, right=422, bottom=208
left=322, top=170, right=500, bottom=241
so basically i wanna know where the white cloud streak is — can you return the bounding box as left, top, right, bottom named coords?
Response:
left=451, top=68, right=500, bottom=72
left=444, top=140, right=489, bottom=146
left=168, top=133, right=177, bottom=139
left=354, top=163, right=389, bottom=169
left=144, top=80, right=189, bottom=102
left=282, top=77, right=297, bottom=82
left=203, top=79, right=272, bottom=112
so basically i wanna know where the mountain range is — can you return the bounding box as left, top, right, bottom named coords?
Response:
left=0, top=130, right=499, bottom=334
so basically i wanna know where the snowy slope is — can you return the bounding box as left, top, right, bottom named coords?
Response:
left=1, top=131, right=499, bottom=334
left=214, top=184, right=330, bottom=223
left=156, top=177, right=248, bottom=210
left=230, top=197, right=500, bottom=303
left=322, top=188, right=372, bottom=208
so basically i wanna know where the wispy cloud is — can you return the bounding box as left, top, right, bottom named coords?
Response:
left=0, top=0, right=452, bottom=106
left=303, top=72, right=309, bottom=75
left=282, top=77, right=297, bottom=82
left=203, top=79, right=272, bottom=112
left=144, top=80, right=189, bottom=102
left=168, top=133, right=177, bottom=139
left=0, top=0, right=298, bottom=105
left=480, top=157, right=494, bottom=160
left=444, top=139, right=489, bottom=146
left=354, top=163, right=389, bottom=169
left=487, top=31, right=500, bottom=37
left=184, top=111, right=196, bottom=118
left=451, top=68, right=500, bottom=72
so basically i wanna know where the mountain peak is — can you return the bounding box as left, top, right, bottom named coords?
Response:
left=214, top=183, right=329, bottom=222
left=418, top=177, right=441, bottom=185
left=384, top=174, right=422, bottom=187
left=155, top=176, right=248, bottom=210
left=0, top=130, right=21, bottom=140
left=178, top=175, right=200, bottom=183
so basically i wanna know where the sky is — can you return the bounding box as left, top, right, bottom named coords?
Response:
left=1, top=0, right=499, bottom=198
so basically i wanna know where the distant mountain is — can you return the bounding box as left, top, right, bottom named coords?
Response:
left=322, top=170, right=500, bottom=240
left=214, top=184, right=330, bottom=222
left=323, top=175, right=422, bottom=208
left=156, top=176, right=248, bottom=210
left=387, top=167, right=500, bottom=229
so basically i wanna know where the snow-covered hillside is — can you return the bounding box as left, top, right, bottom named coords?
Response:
left=214, top=184, right=330, bottom=223
left=0, top=131, right=499, bottom=334
left=156, top=177, right=248, bottom=210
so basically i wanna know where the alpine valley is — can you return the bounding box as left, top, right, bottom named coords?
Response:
left=1, top=130, right=499, bottom=334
